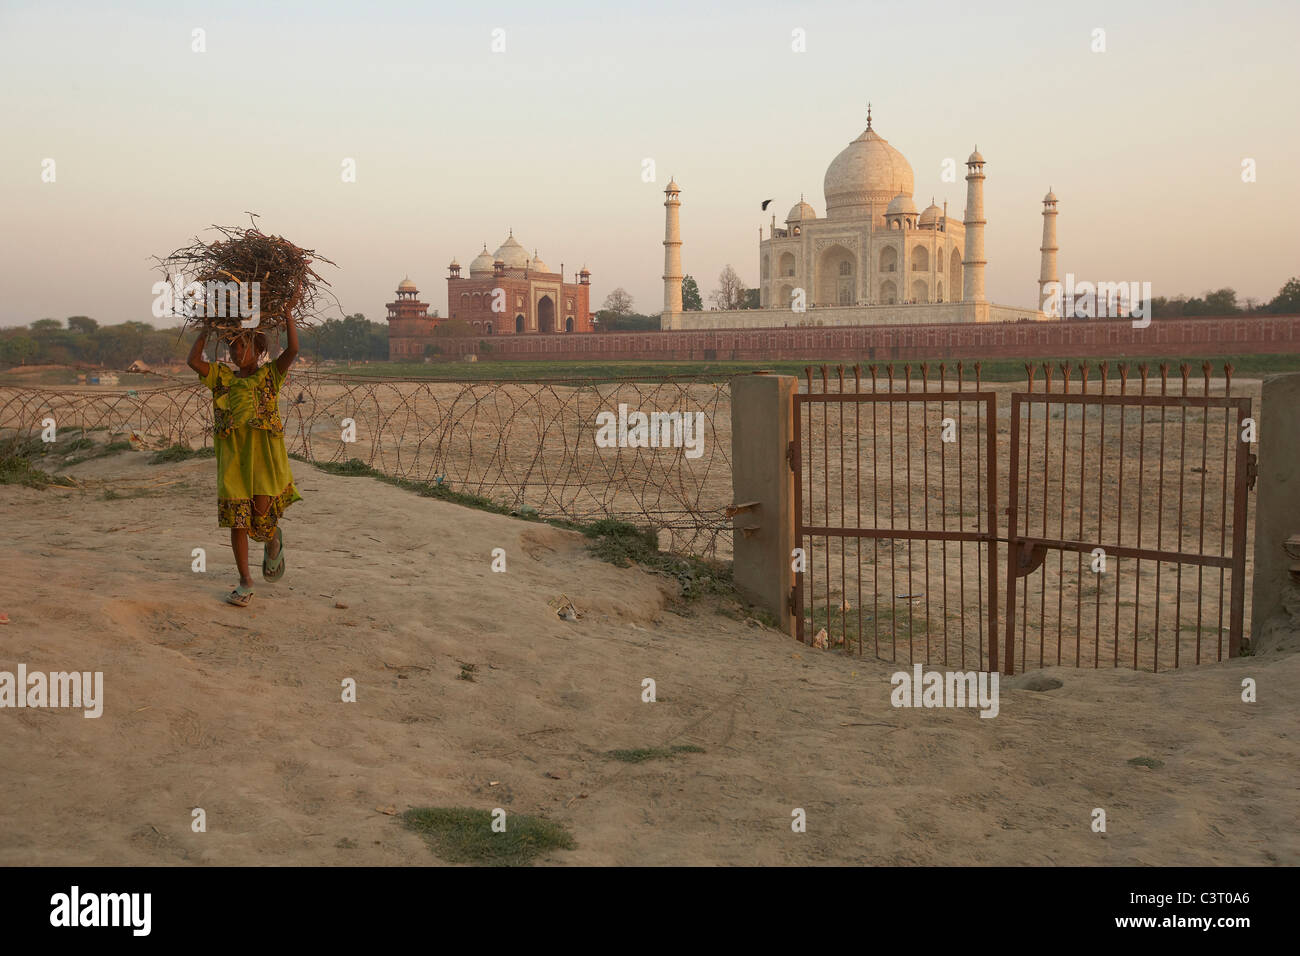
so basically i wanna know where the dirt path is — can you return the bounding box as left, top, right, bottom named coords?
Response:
left=0, top=453, right=1294, bottom=865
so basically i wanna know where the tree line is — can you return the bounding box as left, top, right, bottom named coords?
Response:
left=0, top=314, right=390, bottom=366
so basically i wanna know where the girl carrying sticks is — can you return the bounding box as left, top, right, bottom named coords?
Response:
left=187, top=307, right=302, bottom=607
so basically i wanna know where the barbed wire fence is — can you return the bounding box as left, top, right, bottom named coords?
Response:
left=0, top=371, right=735, bottom=557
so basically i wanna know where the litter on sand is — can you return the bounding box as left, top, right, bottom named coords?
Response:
left=548, top=594, right=579, bottom=621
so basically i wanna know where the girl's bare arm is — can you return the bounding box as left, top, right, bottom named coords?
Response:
left=275, top=277, right=303, bottom=375
left=187, top=330, right=209, bottom=377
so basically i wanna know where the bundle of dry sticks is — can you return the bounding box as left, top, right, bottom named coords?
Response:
left=157, top=216, right=337, bottom=341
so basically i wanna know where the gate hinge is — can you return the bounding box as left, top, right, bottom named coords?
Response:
left=1246, top=452, right=1258, bottom=491
left=786, top=441, right=797, bottom=472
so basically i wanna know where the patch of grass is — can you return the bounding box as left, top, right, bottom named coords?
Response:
left=64, top=440, right=136, bottom=466
left=307, top=457, right=521, bottom=516
left=1127, top=756, right=1165, bottom=770
left=0, top=435, right=72, bottom=488
left=607, top=744, right=705, bottom=763
left=581, top=519, right=732, bottom=600
left=149, top=444, right=215, bottom=464
left=61, top=437, right=94, bottom=452
left=803, top=601, right=934, bottom=651
left=401, top=807, right=575, bottom=866
left=457, top=661, right=476, bottom=682
left=312, top=457, right=375, bottom=476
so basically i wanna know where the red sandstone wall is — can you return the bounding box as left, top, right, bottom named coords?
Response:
left=419, top=316, right=1299, bottom=363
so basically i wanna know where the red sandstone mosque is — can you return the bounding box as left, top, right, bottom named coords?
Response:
left=386, top=232, right=593, bottom=360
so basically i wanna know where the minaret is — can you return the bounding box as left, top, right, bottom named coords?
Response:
left=662, top=178, right=683, bottom=323
left=962, top=148, right=987, bottom=303
left=1039, top=189, right=1059, bottom=315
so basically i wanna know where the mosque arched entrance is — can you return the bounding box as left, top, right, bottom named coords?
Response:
left=537, top=295, right=556, bottom=333
left=515, top=314, right=525, bottom=333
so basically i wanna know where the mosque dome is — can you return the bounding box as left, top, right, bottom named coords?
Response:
left=1044, top=189, right=1058, bottom=203
left=919, top=200, right=943, bottom=226
left=493, top=234, right=530, bottom=268
left=786, top=199, right=817, bottom=222
left=468, top=245, right=495, bottom=275
left=823, top=122, right=914, bottom=219
left=968, top=148, right=985, bottom=164
left=886, top=194, right=917, bottom=216
left=397, top=277, right=417, bottom=292
left=527, top=252, right=552, bottom=274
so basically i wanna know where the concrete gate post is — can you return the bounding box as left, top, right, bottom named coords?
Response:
left=730, top=372, right=798, bottom=636
left=1251, top=371, right=1300, bottom=638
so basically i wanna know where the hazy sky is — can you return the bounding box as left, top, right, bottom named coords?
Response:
left=2, top=0, right=1297, bottom=329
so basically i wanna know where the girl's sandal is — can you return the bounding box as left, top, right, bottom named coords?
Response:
left=262, top=527, right=286, bottom=581
left=226, top=584, right=254, bottom=607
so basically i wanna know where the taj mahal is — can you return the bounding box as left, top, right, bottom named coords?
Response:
left=661, top=107, right=1054, bottom=329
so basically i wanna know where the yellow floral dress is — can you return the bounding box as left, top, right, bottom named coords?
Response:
left=201, top=361, right=302, bottom=542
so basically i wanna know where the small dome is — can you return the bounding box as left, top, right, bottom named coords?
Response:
left=886, top=194, right=917, bottom=216
left=448, top=259, right=460, bottom=269
left=919, top=201, right=942, bottom=226
left=468, top=246, right=495, bottom=275
left=397, top=277, right=417, bottom=292
left=579, top=264, right=590, bottom=275
left=786, top=199, right=817, bottom=222
left=1043, top=189, right=1058, bottom=203
left=666, top=178, right=680, bottom=191
left=493, top=234, right=529, bottom=269
left=967, top=148, right=985, bottom=164
left=528, top=251, right=552, bottom=274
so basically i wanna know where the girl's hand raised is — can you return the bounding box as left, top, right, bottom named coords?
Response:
left=187, top=329, right=210, bottom=378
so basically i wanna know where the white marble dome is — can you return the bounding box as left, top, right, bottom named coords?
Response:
left=886, top=194, right=918, bottom=216
left=493, top=234, right=529, bottom=269
left=786, top=199, right=817, bottom=222
left=397, top=277, right=417, bottom=292
left=527, top=252, right=551, bottom=274
left=468, top=245, right=495, bottom=275
left=919, top=201, right=943, bottom=226
left=824, top=125, right=914, bottom=219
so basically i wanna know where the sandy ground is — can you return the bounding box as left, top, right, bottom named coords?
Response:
left=0, top=448, right=1295, bottom=866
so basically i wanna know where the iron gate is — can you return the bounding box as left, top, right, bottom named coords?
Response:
left=789, top=361, right=1254, bottom=674
left=791, top=364, right=1000, bottom=670
left=1004, top=363, right=1254, bottom=673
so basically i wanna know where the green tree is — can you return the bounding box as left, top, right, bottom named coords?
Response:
left=1268, top=277, right=1300, bottom=314
left=1203, top=288, right=1240, bottom=313
left=0, top=335, right=38, bottom=365
left=30, top=318, right=62, bottom=332
left=681, top=275, right=703, bottom=311
left=67, top=316, right=98, bottom=334
left=595, top=311, right=660, bottom=332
